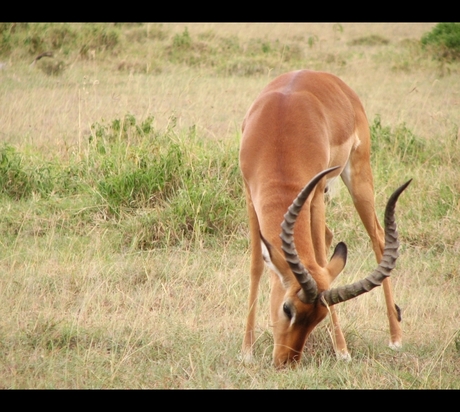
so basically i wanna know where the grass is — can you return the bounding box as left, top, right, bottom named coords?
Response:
left=1, top=23, right=459, bottom=388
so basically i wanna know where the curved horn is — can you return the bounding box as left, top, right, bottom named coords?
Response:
left=321, top=179, right=412, bottom=306
left=280, top=166, right=340, bottom=303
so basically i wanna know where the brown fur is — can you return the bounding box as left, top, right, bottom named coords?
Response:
left=239, top=70, right=401, bottom=367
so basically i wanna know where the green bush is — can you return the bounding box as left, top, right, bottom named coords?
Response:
left=0, top=23, right=122, bottom=59
left=421, top=23, right=460, bottom=61
left=370, top=115, right=425, bottom=165
left=86, top=115, right=180, bottom=213
left=48, top=25, right=77, bottom=50
left=166, top=27, right=215, bottom=67
left=0, top=144, right=88, bottom=200
left=0, top=145, right=31, bottom=199
left=172, top=27, right=192, bottom=50
left=88, top=114, right=244, bottom=246
left=89, top=114, right=244, bottom=246
left=0, top=114, right=244, bottom=248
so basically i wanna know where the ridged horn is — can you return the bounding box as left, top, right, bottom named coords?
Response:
left=280, top=166, right=340, bottom=304
left=321, top=179, right=412, bottom=306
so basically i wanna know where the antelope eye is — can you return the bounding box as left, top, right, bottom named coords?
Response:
left=283, top=303, right=292, bottom=319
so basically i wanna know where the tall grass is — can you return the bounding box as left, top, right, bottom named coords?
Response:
left=1, top=113, right=244, bottom=250
left=1, top=23, right=459, bottom=388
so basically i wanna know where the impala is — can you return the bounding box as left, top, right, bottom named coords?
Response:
left=239, top=69, right=411, bottom=368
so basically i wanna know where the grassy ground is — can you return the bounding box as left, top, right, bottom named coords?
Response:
left=1, top=23, right=459, bottom=388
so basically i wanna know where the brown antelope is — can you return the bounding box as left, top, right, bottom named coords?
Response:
left=239, top=69, right=411, bottom=368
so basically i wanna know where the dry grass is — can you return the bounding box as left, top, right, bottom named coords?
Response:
left=1, top=23, right=459, bottom=388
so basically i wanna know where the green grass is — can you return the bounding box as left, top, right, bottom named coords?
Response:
left=1, top=112, right=244, bottom=249
left=1, top=23, right=459, bottom=388
left=421, top=22, right=460, bottom=62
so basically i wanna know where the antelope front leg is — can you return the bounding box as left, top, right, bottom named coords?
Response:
left=342, top=155, right=403, bottom=350
left=382, top=277, right=402, bottom=349
left=329, top=306, right=351, bottom=360
left=241, top=257, right=264, bottom=363
left=241, top=190, right=265, bottom=363
left=352, top=198, right=402, bottom=349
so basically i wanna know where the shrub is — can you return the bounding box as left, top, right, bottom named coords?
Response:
left=421, top=22, right=460, bottom=61
left=0, top=145, right=31, bottom=199
left=370, top=115, right=425, bottom=165
left=87, top=114, right=245, bottom=246
left=172, top=27, right=192, bottom=50
left=48, top=24, right=77, bottom=50
left=0, top=144, right=63, bottom=200
left=78, top=24, right=120, bottom=59
left=0, top=114, right=245, bottom=248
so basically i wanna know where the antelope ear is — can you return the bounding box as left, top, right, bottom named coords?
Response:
left=326, top=242, right=347, bottom=281
left=260, top=233, right=295, bottom=289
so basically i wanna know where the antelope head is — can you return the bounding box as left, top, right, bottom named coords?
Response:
left=260, top=167, right=411, bottom=368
